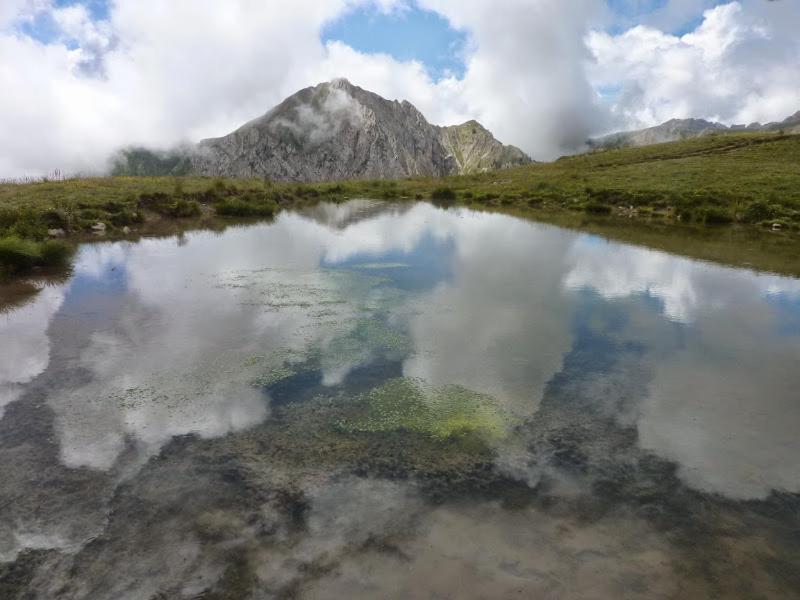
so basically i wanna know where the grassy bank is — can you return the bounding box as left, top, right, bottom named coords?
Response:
left=1, top=132, right=799, bottom=277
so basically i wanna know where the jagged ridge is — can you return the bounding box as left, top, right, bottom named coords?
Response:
left=590, top=111, right=800, bottom=150
left=112, top=79, right=531, bottom=181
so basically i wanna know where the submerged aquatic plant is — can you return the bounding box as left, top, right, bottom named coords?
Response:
left=336, top=377, right=510, bottom=442
left=252, top=366, right=297, bottom=388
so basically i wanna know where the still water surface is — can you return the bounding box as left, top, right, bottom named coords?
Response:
left=1, top=201, right=799, bottom=598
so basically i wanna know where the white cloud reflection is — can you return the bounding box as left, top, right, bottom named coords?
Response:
left=563, top=234, right=800, bottom=499
left=564, top=236, right=800, bottom=324
left=0, top=284, right=65, bottom=419
left=3, top=202, right=800, bottom=502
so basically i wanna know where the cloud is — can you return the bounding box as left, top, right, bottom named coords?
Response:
left=561, top=232, right=800, bottom=499
left=271, top=84, right=367, bottom=146
left=0, top=284, right=65, bottom=419
left=588, top=1, right=800, bottom=130
left=0, top=0, right=49, bottom=28
left=402, top=210, right=575, bottom=418
left=417, top=0, right=609, bottom=156
left=564, top=233, right=800, bottom=323
left=606, top=0, right=723, bottom=33
left=0, top=0, right=354, bottom=176
left=0, top=1, right=798, bottom=175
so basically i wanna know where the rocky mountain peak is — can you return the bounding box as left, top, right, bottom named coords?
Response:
left=186, top=79, right=531, bottom=181
left=328, top=77, right=355, bottom=90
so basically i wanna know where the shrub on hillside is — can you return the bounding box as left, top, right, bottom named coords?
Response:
left=0, top=237, right=41, bottom=270
left=166, top=199, right=202, bottom=218
left=137, top=192, right=201, bottom=218
left=214, top=198, right=277, bottom=217
left=137, top=192, right=171, bottom=213
left=431, top=187, right=457, bottom=201
left=701, top=206, right=734, bottom=225
left=742, top=201, right=777, bottom=223
left=39, top=240, right=71, bottom=266
left=584, top=201, right=613, bottom=215
left=0, top=236, right=71, bottom=273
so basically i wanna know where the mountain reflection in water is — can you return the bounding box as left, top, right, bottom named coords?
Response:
left=1, top=200, right=799, bottom=599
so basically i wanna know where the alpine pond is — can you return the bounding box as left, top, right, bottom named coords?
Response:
left=1, top=200, right=800, bottom=599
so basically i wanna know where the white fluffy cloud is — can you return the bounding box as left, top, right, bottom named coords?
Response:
left=589, top=1, right=800, bottom=129
left=0, top=0, right=356, bottom=176
left=0, top=0, right=49, bottom=27
left=0, top=0, right=798, bottom=176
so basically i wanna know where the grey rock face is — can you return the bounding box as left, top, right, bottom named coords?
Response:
left=590, top=110, right=800, bottom=150
left=438, top=120, right=533, bottom=173
left=190, top=79, right=530, bottom=181
left=590, top=118, right=727, bottom=149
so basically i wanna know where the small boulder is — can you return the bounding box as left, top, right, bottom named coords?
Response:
left=122, top=226, right=131, bottom=235
left=772, top=223, right=783, bottom=231
left=47, top=228, right=66, bottom=238
left=91, top=222, right=107, bottom=232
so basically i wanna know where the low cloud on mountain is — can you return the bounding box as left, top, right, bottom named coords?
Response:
left=0, top=0, right=797, bottom=176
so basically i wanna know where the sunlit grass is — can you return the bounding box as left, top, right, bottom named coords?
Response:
left=0, top=132, right=798, bottom=279
left=0, top=236, right=72, bottom=275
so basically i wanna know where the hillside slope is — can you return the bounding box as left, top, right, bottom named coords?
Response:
left=438, top=120, right=533, bottom=173
left=591, top=111, right=800, bottom=149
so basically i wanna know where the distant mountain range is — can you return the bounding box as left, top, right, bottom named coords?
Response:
left=112, top=79, right=531, bottom=181
left=590, top=110, right=800, bottom=150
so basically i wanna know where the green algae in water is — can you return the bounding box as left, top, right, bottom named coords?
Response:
left=252, top=366, right=296, bottom=388
left=351, top=262, right=410, bottom=270
left=322, top=318, right=412, bottom=365
left=336, top=377, right=510, bottom=442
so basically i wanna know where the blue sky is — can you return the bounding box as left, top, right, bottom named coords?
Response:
left=54, top=0, right=108, bottom=19
left=18, top=0, right=728, bottom=80
left=323, top=4, right=468, bottom=78
left=319, top=1, right=726, bottom=78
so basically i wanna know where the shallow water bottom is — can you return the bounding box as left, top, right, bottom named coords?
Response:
left=1, top=201, right=799, bottom=599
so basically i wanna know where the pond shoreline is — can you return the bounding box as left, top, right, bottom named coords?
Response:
left=2, top=192, right=799, bottom=285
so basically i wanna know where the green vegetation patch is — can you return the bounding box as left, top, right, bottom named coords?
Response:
left=351, top=262, right=409, bottom=270
left=322, top=318, right=412, bottom=366
left=214, top=197, right=277, bottom=217
left=212, top=188, right=281, bottom=217
left=0, top=236, right=71, bottom=275
left=2, top=132, right=799, bottom=282
left=335, top=377, right=510, bottom=442
left=137, top=192, right=202, bottom=217
left=431, top=187, right=457, bottom=201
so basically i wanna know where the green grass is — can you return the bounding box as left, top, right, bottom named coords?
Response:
left=0, top=132, right=798, bottom=279
left=431, top=186, right=457, bottom=202
left=3, top=132, right=798, bottom=228
left=0, top=236, right=71, bottom=275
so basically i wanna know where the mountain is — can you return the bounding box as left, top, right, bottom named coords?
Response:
left=438, top=120, right=531, bottom=173
left=111, top=79, right=531, bottom=181
left=590, top=110, right=800, bottom=150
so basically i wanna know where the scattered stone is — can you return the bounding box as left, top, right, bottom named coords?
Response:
left=91, top=222, right=106, bottom=232
left=122, top=226, right=131, bottom=235
left=772, top=223, right=783, bottom=231
left=47, top=228, right=65, bottom=238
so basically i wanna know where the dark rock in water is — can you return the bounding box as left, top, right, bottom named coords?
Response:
left=112, top=79, right=531, bottom=182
